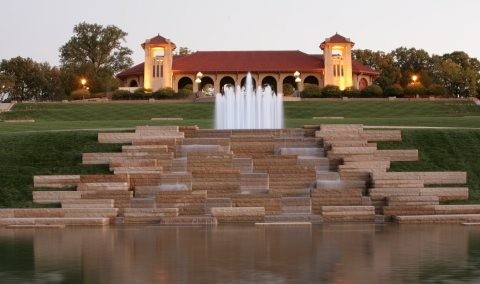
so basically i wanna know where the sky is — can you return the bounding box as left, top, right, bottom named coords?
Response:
left=1, top=0, right=479, bottom=66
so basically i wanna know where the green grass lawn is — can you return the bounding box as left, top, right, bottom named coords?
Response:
left=1, top=100, right=480, bottom=132
left=0, top=100, right=479, bottom=207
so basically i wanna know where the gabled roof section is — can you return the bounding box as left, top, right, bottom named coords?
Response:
left=320, top=33, right=355, bottom=49
left=172, top=50, right=324, bottom=73
left=141, top=34, right=176, bottom=49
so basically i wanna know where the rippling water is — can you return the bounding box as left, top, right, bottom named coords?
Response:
left=1, top=224, right=480, bottom=284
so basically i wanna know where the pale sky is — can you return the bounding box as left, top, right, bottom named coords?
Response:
left=1, top=0, right=479, bottom=66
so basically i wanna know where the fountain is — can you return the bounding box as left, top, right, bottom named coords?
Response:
left=215, top=73, right=284, bottom=129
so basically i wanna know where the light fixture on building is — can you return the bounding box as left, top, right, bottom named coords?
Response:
left=195, top=78, right=201, bottom=84
left=196, top=72, right=203, bottom=79
left=294, top=71, right=301, bottom=83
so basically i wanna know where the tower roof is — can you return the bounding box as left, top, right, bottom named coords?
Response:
left=141, top=34, right=176, bottom=49
left=320, top=33, right=355, bottom=49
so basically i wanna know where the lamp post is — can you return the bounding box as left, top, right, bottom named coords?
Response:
left=80, top=78, right=87, bottom=100
left=195, top=72, right=203, bottom=101
left=294, top=71, right=301, bottom=96
left=411, top=75, right=418, bottom=84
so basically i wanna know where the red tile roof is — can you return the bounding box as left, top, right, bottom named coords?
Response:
left=117, top=51, right=378, bottom=79
left=172, top=50, right=323, bottom=73
left=117, top=62, right=144, bottom=78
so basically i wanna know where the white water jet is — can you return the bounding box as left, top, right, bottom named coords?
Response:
left=215, top=73, right=284, bottom=129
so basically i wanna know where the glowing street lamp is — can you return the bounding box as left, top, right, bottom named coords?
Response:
left=411, top=75, right=418, bottom=84
left=80, top=78, right=87, bottom=88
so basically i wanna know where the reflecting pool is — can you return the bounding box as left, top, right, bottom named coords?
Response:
left=1, top=224, right=480, bottom=284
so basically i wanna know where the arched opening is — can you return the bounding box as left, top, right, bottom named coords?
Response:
left=241, top=77, right=257, bottom=89
left=200, top=76, right=215, bottom=96
left=129, top=80, right=138, bottom=87
left=359, top=78, right=368, bottom=90
left=178, top=77, right=193, bottom=90
left=304, top=76, right=319, bottom=86
left=282, top=76, right=296, bottom=96
left=261, top=76, right=277, bottom=93
left=219, top=76, right=236, bottom=93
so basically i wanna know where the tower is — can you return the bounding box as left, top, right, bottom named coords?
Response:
left=142, top=34, right=176, bottom=91
left=320, top=33, right=354, bottom=90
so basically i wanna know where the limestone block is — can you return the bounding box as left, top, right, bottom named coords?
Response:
left=386, top=195, right=439, bottom=206
left=383, top=205, right=436, bottom=217
left=0, top=209, right=14, bottom=218
left=98, top=132, right=135, bottom=144
left=0, top=217, right=110, bottom=226
left=395, top=214, right=480, bottom=224
left=420, top=187, right=469, bottom=201
left=113, top=167, right=163, bottom=175
left=434, top=205, right=480, bottom=215
left=159, top=216, right=218, bottom=225
left=34, top=175, right=80, bottom=188
left=61, top=199, right=114, bottom=208
left=33, top=191, right=83, bottom=203
left=374, top=150, right=418, bottom=161
left=109, top=158, right=158, bottom=169
left=135, top=125, right=180, bottom=132
left=77, top=182, right=130, bottom=191
left=319, top=124, right=364, bottom=131
left=211, top=207, right=265, bottom=223
left=122, top=145, right=169, bottom=153
left=369, top=187, right=422, bottom=201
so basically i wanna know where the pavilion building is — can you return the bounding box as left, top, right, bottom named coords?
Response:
left=117, top=33, right=378, bottom=94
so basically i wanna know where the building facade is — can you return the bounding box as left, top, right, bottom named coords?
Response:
left=117, top=33, right=378, bottom=94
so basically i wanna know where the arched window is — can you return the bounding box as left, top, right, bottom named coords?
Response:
left=261, top=76, right=277, bottom=93
left=359, top=78, right=368, bottom=90
left=304, top=76, right=319, bottom=86
left=219, top=76, right=236, bottom=93
left=178, top=77, right=193, bottom=90
left=129, top=80, right=138, bottom=87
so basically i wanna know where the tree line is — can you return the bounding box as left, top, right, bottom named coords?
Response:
left=1, top=22, right=479, bottom=101
left=353, top=48, right=480, bottom=97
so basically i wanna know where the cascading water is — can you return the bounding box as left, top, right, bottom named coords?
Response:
left=215, top=73, right=284, bottom=129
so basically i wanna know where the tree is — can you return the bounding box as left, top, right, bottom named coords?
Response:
left=175, top=47, right=192, bottom=56
left=59, top=22, right=133, bottom=93
left=353, top=49, right=401, bottom=89
left=390, top=47, right=434, bottom=86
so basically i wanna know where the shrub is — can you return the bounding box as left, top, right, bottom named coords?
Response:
left=112, top=90, right=131, bottom=100
left=70, top=89, right=90, bottom=100
left=282, top=83, right=295, bottom=96
left=300, top=84, right=322, bottom=98
left=384, top=84, right=404, bottom=97
left=361, top=84, right=383, bottom=97
left=321, top=85, right=342, bottom=97
left=404, top=83, right=427, bottom=97
left=428, top=84, right=448, bottom=97
left=342, top=87, right=361, bottom=97
left=176, top=88, right=193, bottom=98
left=152, top=88, right=176, bottom=99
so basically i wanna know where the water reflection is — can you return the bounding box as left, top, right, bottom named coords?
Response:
left=0, top=224, right=480, bottom=284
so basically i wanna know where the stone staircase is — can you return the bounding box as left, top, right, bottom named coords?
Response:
left=0, top=124, right=474, bottom=227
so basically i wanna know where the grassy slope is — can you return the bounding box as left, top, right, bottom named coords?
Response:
left=379, top=129, right=480, bottom=203
left=0, top=132, right=120, bottom=207
left=1, top=100, right=480, bottom=132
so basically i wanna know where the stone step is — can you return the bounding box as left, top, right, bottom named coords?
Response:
left=255, top=222, right=312, bottom=226
left=130, top=198, right=156, bottom=208
left=395, top=214, right=480, bottom=224
left=123, top=208, right=179, bottom=223
left=0, top=208, right=118, bottom=218
left=159, top=216, right=218, bottom=225
left=0, top=217, right=110, bottom=226
left=321, top=206, right=375, bottom=222
left=316, top=171, right=340, bottom=181
left=211, top=207, right=265, bottom=223
left=34, top=175, right=80, bottom=188
left=386, top=195, right=440, bottom=206
left=277, top=147, right=325, bottom=157
left=264, top=214, right=322, bottom=224
left=61, top=199, right=114, bottom=209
